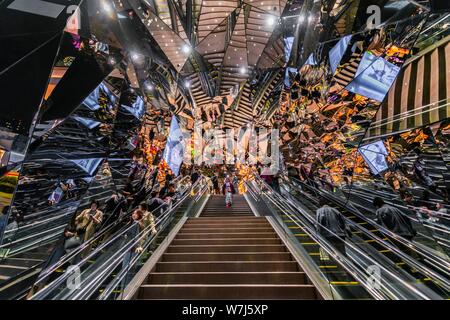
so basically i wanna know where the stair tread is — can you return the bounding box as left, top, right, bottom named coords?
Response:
left=169, top=244, right=286, bottom=247
left=141, top=284, right=314, bottom=287
left=134, top=196, right=320, bottom=300
left=158, top=261, right=296, bottom=263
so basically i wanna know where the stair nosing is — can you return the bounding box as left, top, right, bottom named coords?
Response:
left=177, top=232, right=275, bottom=235
left=168, top=244, right=285, bottom=247
left=163, top=252, right=290, bottom=255
left=157, top=261, right=297, bottom=264
left=174, top=238, right=279, bottom=240
left=141, top=284, right=314, bottom=287
left=150, top=271, right=306, bottom=274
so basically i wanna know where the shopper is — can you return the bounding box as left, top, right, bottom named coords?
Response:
left=120, top=209, right=145, bottom=289
left=139, top=203, right=157, bottom=236
left=413, top=148, right=436, bottom=192
left=373, top=197, right=416, bottom=240
left=191, top=169, right=200, bottom=185
left=315, top=198, right=348, bottom=255
left=222, top=177, right=235, bottom=207
left=147, top=192, right=169, bottom=217
left=212, top=173, right=220, bottom=195
left=75, top=200, right=104, bottom=242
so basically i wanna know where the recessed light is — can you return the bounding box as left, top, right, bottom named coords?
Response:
left=182, top=44, right=191, bottom=54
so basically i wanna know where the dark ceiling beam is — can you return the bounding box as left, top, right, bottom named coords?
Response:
left=186, top=0, right=193, bottom=42
left=291, top=0, right=314, bottom=67
left=169, top=0, right=187, bottom=31
left=216, top=8, right=239, bottom=95
left=168, top=0, right=179, bottom=33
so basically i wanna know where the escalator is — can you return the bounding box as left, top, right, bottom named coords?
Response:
left=281, top=177, right=450, bottom=298
left=28, top=177, right=445, bottom=300
left=343, top=184, right=450, bottom=256
left=0, top=245, right=53, bottom=299
left=0, top=169, right=118, bottom=298
left=249, top=199, right=372, bottom=299
left=125, top=195, right=322, bottom=299
left=29, top=177, right=208, bottom=300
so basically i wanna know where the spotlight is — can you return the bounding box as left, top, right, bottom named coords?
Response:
left=184, top=80, right=191, bottom=88
left=267, top=15, right=276, bottom=26
left=182, top=44, right=191, bottom=54
left=239, top=66, right=247, bottom=74
left=131, top=52, right=140, bottom=62
left=102, top=1, right=113, bottom=14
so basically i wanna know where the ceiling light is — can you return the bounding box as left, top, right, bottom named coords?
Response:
left=102, top=1, right=113, bottom=14
left=131, top=52, right=140, bottom=62
left=184, top=81, right=191, bottom=88
left=240, top=66, right=247, bottom=74
left=267, top=16, right=276, bottom=26
left=182, top=44, right=191, bottom=54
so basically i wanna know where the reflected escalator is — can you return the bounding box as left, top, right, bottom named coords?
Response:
left=29, top=177, right=208, bottom=300
left=282, top=177, right=450, bottom=299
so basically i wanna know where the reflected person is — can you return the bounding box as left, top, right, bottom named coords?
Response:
left=315, top=198, right=348, bottom=256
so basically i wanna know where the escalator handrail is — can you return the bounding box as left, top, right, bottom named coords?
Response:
left=29, top=177, right=205, bottom=300
left=0, top=208, right=76, bottom=238
left=55, top=177, right=208, bottom=300
left=341, top=184, right=450, bottom=229
left=0, top=223, right=67, bottom=250
left=62, top=196, right=189, bottom=300
left=248, top=178, right=388, bottom=299
left=288, top=177, right=450, bottom=291
left=290, top=176, right=450, bottom=268
left=305, top=178, right=450, bottom=270
left=251, top=177, right=433, bottom=300
left=349, top=198, right=450, bottom=273
left=98, top=178, right=210, bottom=299
left=30, top=176, right=194, bottom=287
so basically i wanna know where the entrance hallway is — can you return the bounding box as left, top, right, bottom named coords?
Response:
left=131, top=195, right=321, bottom=299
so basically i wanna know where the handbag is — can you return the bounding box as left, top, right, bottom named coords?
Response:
left=319, top=247, right=330, bottom=261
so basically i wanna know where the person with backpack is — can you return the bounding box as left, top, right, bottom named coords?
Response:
left=373, top=197, right=420, bottom=260
left=373, top=197, right=417, bottom=241
left=316, top=198, right=348, bottom=256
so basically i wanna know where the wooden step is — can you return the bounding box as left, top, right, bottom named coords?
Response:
left=183, top=223, right=270, bottom=229
left=139, top=284, right=319, bottom=299
left=176, top=232, right=276, bottom=239
left=147, top=271, right=307, bottom=285
left=178, top=227, right=274, bottom=233
left=171, top=238, right=281, bottom=245
left=161, top=252, right=292, bottom=262
left=167, top=244, right=287, bottom=253
left=155, top=261, right=300, bottom=272
left=188, top=217, right=264, bottom=223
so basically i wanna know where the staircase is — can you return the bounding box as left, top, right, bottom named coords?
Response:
left=201, top=195, right=253, bottom=217
left=133, top=195, right=321, bottom=299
